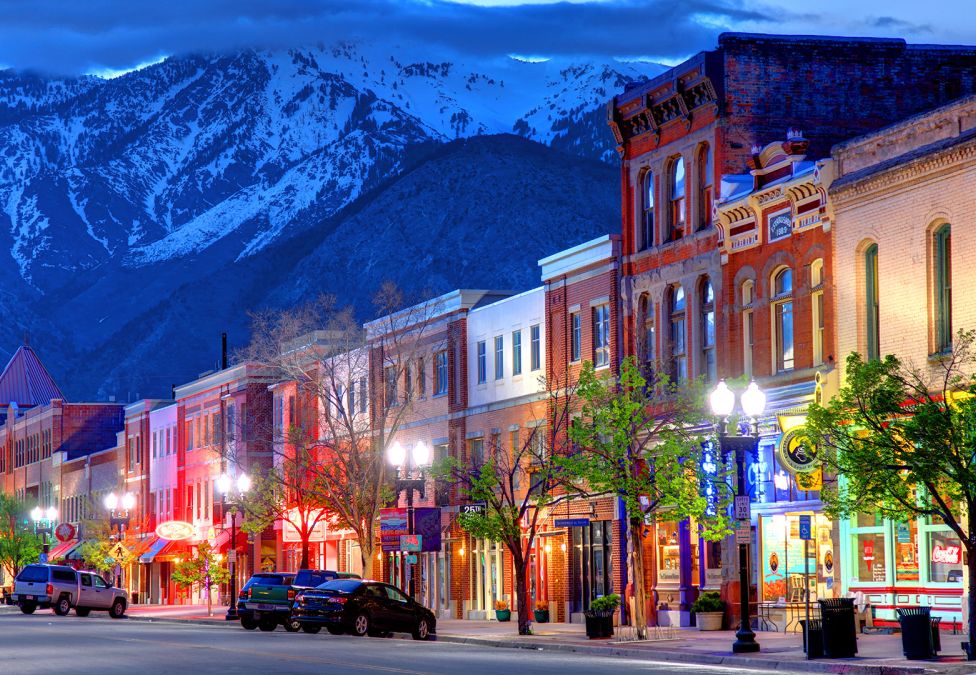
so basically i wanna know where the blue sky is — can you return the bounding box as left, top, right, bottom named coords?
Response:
left=0, top=0, right=966, bottom=75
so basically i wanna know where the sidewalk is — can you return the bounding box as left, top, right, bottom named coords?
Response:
left=116, top=605, right=976, bottom=675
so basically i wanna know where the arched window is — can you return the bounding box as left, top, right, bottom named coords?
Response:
left=700, top=278, right=716, bottom=382
left=697, top=144, right=713, bottom=231
left=863, top=247, right=879, bottom=361
left=933, top=225, right=952, bottom=353
left=741, top=280, right=755, bottom=377
left=639, top=171, right=654, bottom=251
left=811, top=258, right=826, bottom=366
left=669, top=285, right=687, bottom=383
left=772, top=268, right=794, bottom=372
left=669, top=157, right=685, bottom=239
left=637, top=294, right=655, bottom=368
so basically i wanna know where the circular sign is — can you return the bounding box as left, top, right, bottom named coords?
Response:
left=54, top=522, right=76, bottom=543
left=824, top=550, right=834, bottom=574
left=777, top=428, right=818, bottom=474
left=155, top=520, right=195, bottom=541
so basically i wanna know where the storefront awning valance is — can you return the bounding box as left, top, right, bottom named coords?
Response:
left=47, top=539, right=79, bottom=560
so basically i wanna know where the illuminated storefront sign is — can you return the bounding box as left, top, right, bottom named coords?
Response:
left=155, top=520, right=195, bottom=540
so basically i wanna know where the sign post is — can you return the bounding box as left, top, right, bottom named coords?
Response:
left=798, top=514, right=813, bottom=659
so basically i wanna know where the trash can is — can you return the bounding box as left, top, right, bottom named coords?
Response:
left=800, top=619, right=824, bottom=659
left=897, top=607, right=934, bottom=659
left=818, top=598, right=858, bottom=658
left=931, top=617, right=942, bottom=654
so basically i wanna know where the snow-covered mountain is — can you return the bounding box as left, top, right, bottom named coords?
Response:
left=0, top=42, right=663, bottom=399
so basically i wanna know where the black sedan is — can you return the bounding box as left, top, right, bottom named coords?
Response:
left=292, top=579, right=435, bottom=640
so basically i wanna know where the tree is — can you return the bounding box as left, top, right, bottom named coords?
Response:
left=434, top=375, right=579, bottom=636
left=236, top=285, right=436, bottom=574
left=76, top=517, right=139, bottom=584
left=566, top=357, right=732, bottom=639
left=171, top=541, right=230, bottom=617
left=804, top=330, right=976, bottom=658
left=0, top=495, right=41, bottom=580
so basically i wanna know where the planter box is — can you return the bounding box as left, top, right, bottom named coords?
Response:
left=495, top=609, right=511, bottom=622
left=584, top=611, right=614, bottom=639
left=534, top=609, right=550, bottom=623
left=697, top=611, right=723, bottom=631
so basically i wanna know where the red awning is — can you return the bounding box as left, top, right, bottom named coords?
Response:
left=211, top=529, right=248, bottom=553
left=47, top=539, right=79, bottom=561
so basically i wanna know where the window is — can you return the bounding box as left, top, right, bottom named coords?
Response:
left=404, top=366, right=412, bottom=402
left=592, top=304, right=610, bottom=368
left=512, top=330, right=522, bottom=376
left=669, top=157, right=685, bottom=239
left=772, top=268, right=794, bottom=372
left=494, top=336, right=504, bottom=380
left=385, top=366, right=398, bottom=408
left=469, top=438, right=485, bottom=468
left=166, top=427, right=171, bottom=455
left=637, top=294, right=655, bottom=368
left=933, top=225, right=952, bottom=353
left=697, top=144, right=713, bottom=231
left=476, top=341, right=487, bottom=384
left=530, top=324, right=541, bottom=371
left=434, top=351, right=448, bottom=395
left=359, top=377, right=368, bottom=413
left=639, top=170, right=654, bottom=250
left=434, top=443, right=451, bottom=506
left=741, top=281, right=755, bottom=377
left=417, top=358, right=426, bottom=397
left=570, top=312, right=581, bottom=362
left=347, top=385, right=356, bottom=416
left=700, top=278, right=716, bottom=383
left=811, top=258, right=826, bottom=366
left=669, top=286, right=687, bottom=383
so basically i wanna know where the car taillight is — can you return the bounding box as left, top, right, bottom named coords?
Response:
left=287, top=589, right=296, bottom=600
left=294, top=593, right=305, bottom=605
left=46, top=584, right=53, bottom=596
left=333, top=597, right=347, bottom=604
left=239, top=589, right=248, bottom=600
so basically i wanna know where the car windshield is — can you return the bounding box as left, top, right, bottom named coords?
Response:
left=294, top=570, right=334, bottom=587
left=16, top=566, right=47, bottom=583
left=315, top=579, right=362, bottom=593
left=242, top=574, right=288, bottom=589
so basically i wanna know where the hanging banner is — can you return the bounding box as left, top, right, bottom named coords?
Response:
left=380, top=507, right=441, bottom=552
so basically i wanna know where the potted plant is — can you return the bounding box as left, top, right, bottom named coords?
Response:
left=691, top=591, right=725, bottom=631
left=495, top=599, right=511, bottom=622
left=584, top=593, right=620, bottom=639
left=533, top=600, right=550, bottom=623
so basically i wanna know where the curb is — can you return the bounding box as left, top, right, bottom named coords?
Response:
left=124, top=614, right=238, bottom=628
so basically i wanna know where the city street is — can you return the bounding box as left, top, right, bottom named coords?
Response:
left=0, top=613, right=757, bottom=675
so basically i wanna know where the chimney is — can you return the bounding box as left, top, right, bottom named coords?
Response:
left=221, top=332, right=228, bottom=370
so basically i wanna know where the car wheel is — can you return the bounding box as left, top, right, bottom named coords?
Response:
left=258, top=616, right=278, bottom=632
left=412, top=618, right=431, bottom=641
left=53, top=596, right=72, bottom=616
left=283, top=618, right=302, bottom=633
left=20, top=603, right=36, bottom=615
left=75, top=608, right=91, bottom=617
left=351, top=613, right=370, bottom=637
left=302, top=624, right=322, bottom=634
left=109, top=599, right=126, bottom=619
left=326, top=626, right=345, bottom=636
left=240, top=616, right=258, bottom=630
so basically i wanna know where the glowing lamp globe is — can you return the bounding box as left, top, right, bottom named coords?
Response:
left=121, top=493, right=136, bottom=510
left=237, top=473, right=251, bottom=494
left=413, top=441, right=431, bottom=467
left=30, top=506, right=43, bottom=522
left=709, top=380, right=735, bottom=417
left=741, top=381, right=767, bottom=419
left=216, top=473, right=232, bottom=495
left=45, top=507, right=58, bottom=522
left=387, top=441, right=406, bottom=468
left=104, top=492, right=119, bottom=511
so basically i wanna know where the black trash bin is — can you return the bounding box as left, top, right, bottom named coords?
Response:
left=818, top=598, right=858, bottom=658
left=897, top=607, right=934, bottom=659
left=800, top=619, right=824, bottom=659
left=931, top=617, right=942, bottom=654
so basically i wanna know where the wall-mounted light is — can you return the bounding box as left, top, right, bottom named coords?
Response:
left=459, top=547, right=465, bottom=557
left=560, top=543, right=566, bottom=553
left=544, top=543, right=552, bottom=554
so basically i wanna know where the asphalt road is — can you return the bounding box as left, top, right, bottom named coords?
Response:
left=0, top=612, right=761, bottom=675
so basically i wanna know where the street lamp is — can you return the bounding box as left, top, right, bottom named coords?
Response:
left=218, top=472, right=250, bottom=621
left=709, top=379, right=766, bottom=654
left=104, top=491, right=135, bottom=589
left=387, top=441, right=430, bottom=598
left=30, top=506, right=58, bottom=561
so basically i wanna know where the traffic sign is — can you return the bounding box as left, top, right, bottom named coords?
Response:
left=405, top=555, right=418, bottom=565
left=735, top=522, right=751, bottom=545
left=400, top=534, right=422, bottom=552
left=39, top=552, right=48, bottom=564
left=554, top=518, right=591, bottom=528
left=734, top=495, right=751, bottom=521
left=227, top=551, right=237, bottom=564
left=798, top=514, right=813, bottom=540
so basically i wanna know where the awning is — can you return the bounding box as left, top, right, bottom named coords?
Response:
left=211, top=529, right=248, bottom=553
left=47, top=539, right=79, bottom=560
left=139, top=537, right=172, bottom=564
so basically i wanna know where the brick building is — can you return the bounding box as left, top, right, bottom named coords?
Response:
left=828, top=95, right=976, bottom=628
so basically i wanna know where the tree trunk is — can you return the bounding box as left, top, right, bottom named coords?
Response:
left=513, top=553, right=531, bottom=636
left=968, top=554, right=976, bottom=660
left=360, top=538, right=374, bottom=577
left=300, top=534, right=310, bottom=570
left=629, top=518, right=648, bottom=640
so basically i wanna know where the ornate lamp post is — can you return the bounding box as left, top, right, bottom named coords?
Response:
left=217, top=472, right=250, bottom=621
left=386, top=441, right=430, bottom=598
left=709, top=380, right=766, bottom=654
left=104, top=492, right=135, bottom=589
left=30, top=506, right=58, bottom=562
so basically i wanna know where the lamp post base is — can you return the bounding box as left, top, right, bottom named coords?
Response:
left=225, top=607, right=239, bottom=621
left=732, top=631, right=761, bottom=653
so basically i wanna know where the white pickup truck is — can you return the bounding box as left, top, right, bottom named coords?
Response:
left=12, top=564, right=128, bottom=618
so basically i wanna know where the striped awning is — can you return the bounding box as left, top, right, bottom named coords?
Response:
left=47, top=539, right=79, bottom=561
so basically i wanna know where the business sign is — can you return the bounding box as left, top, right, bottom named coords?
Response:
left=462, top=503, right=486, bottom=516
left=932, top=545, right=962, bottom=565
left=554, top=518, right=590, bottom=528
left=401, top=535, right=422, bottom=552
left=54, top=522, right=76, bottom=543
left=768, top=211, right=793, bottom=242
left=405, top=555, right=418, bottom=565
left=155, top=520, right=195, bottom=541
left=380, top=507, right=441, bottom=552
left=798, top=515, right=812, bottom=541
left=863, top=539, right=875, bottom=562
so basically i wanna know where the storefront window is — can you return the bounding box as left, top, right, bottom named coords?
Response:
left=656, top=522, right=680, bottom=585
left=854, top=532, right=887, bottom=582
left=759, top=513, right=821, bottom=601
left=704, top=540, right=723, bottom=587
left=928, top=531, right=963, bottom=583
left=570, top=521, right=614, bottom=612
left=894, top=521, right=919, bottom=582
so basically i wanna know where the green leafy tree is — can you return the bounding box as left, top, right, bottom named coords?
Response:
left=566, top=357, right=732, bottom=639
left=0, top=495, right=42, bottom=580
left=434, top=376, right=578, bottom=636
left=804, top=330, right=976, bottom=658
left=76, top=517, right=139, bottom=586
left=171, top=541, right=230, bottom=616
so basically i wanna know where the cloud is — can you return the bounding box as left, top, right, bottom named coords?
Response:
left=870, top=16, right=933, bottom=34
left=0, top=0, right=785, bottom=75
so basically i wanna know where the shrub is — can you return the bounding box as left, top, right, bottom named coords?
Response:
left=589, top=593, right=621, bottom=612
left=691, top=591, right=725, bottom=614
left=535, top=600, right=549, bottom=612
left=495, top=599, right=510, bottom=611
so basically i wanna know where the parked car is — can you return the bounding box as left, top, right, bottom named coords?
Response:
left=292, top=579, right=435, bottom=640
left=11, top=564, right=128, bottom=618
left=237, top=570, right=361, bottom=632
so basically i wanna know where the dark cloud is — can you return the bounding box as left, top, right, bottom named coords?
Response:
left=871, top=16, right=933, bottom=34
left=0, top=0, right=786, bottom=75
